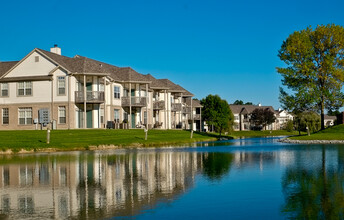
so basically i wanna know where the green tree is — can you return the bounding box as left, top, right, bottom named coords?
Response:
left=294, top=111, right=321, bottom=135
left=201, top=94, right=234, bottom=135
left=233, top=100, right=253, bottom=105
left=277, top=24, right=344, bottom=130
left=250, top=108, right=276, bottom=130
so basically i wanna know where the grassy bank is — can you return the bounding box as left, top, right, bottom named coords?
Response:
left=0, top=129, right=218, bottom=152
left=289, top=124, right=344, bottom=140
left=231, top=130, right=300, bottom=138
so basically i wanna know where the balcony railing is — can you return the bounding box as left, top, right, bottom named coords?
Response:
left=153, top=101, right=165, bottom=110
left=171, top=103, right=182, bottom=112
left=193, top=114, right=201, bottom=120
left=75, top=91, right=105, bottom=103
left=121, top=96, right=147, bottom=107
left=182, top=106, right=191, bottom=114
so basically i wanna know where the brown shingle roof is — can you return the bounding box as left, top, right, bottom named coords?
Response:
left=39, top=49, right=149, bottom=83
left=229, top=105, right=275, bottom=114
left=143, top=74, right=169, bottom=89
left=192, top=99, right=202, bottom=107
left=0, top=61, right=18, bottom=78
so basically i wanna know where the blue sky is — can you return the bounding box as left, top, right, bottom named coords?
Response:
left=1, top=0, right=344, bottom=109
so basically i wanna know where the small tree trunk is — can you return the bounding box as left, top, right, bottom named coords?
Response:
left=321, top=96, right=325, bottom=130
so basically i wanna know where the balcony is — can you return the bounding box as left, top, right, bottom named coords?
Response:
left=153, top=100, right=165, bottom=110
left=121, top=96, right=147, bottom=107
left=182, top=106, right=191, bottom=114
left=75, top=91, right=105, bottom=103
left=171, top=103, right=182, bottom=112
left=193, top=114, right=201, bottom=120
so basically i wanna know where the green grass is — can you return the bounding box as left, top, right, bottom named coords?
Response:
left=290, top=124, right=344, bottom=140
left=0, top=129, right=218, bottom=152
left=231, top=130, right=301, bottom=138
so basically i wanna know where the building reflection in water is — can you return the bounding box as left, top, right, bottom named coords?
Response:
left=0, top=151, right=210, bottom=219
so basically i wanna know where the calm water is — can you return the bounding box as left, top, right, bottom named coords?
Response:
left=1, top=137, right=344, bottom=219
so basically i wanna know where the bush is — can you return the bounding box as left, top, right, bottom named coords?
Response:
left=283, top=120, right=294, bottom=132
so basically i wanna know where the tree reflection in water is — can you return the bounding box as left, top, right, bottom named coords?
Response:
left=202, top=152, right=233, bottom=180
left=281, top=146, right=344, bottom=219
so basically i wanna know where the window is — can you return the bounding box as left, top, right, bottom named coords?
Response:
left=18, top=82, right=32, bottom=96
left=2, top=108, right=9, bottom=125
left=114, top=109, right=120, bottom=123
left=234, top=116, right=239, bottom=121
left=58, top=106, right=66, bottom=124
left=0, top=83, right=8, bottom=97
left=35, top=56, right=39, bottom=62
left=100, top=108, right=104, bottom=124
left=18, top=108, right=32, bottom=125
left=57, top=76, right=66, bottom=95
left=114, top=86, right=120, bottom=99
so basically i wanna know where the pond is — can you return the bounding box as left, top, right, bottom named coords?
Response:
left=0, top=137, right=344, bottom=219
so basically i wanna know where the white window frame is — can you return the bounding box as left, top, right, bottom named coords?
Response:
left=2, top=108, right=9, bottom=125
left=18, top=108, right=32, bottom=125
left=17, top=82, right=32, bottom=96
left=114, top=86, right=120, bottom=99
left=58, top=106, right=66, bottom=124
left=0, top=83, right=9, bottom=97
left=57, top=76, right=66, bottom=96
left=114, top=109, right=120, bottom=123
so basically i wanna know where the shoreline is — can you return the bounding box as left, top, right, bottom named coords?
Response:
left=279, top=138, right=344, bottom=144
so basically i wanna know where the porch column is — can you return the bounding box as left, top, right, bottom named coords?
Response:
left=164, top=90, right=167, bottom=129
left=68, top=74, right=71, bottom=129
left=83, top=75, right=86, bottom=129
left=103, top=77, right=107, bottom=129
left=200, top=107, right=202, bottom=132
left=146, top=84, right=148, bottom=130
left=129, top=83, right=132, bottom=129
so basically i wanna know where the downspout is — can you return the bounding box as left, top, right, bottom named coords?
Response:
left=51, top=77, right=54, bottom=129
left=129, top=83, right=132, bottom=129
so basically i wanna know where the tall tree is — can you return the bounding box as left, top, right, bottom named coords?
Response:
left=277, top=24, right=344, bottom=130
left=201, top=94, right=234, bottom=135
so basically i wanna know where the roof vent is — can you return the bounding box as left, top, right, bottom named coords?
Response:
left=50, top=44, right=61, bottom=55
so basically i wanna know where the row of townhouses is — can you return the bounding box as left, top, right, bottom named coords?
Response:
left=230, top=104, right=337, bottom=131
left=0, top=46, right=203, bottom=131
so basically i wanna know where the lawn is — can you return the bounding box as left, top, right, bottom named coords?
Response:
left=231, top=130, right=300, bottom=138
left=289, top=124, right=344, bottom=140
left=0, top=129, right=218, bottom=152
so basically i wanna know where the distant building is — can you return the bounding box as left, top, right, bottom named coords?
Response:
left=230, top=104, right=277, bottom=131
left=275, top=109, right=294, bottom=130
left=324, top=115, right=337, bottom=127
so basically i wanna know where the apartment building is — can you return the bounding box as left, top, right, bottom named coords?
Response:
left=0, top=46, right=199, bottom=130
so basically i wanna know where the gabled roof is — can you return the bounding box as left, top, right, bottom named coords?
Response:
left=158, top=79, right=194, bottom=96
left=144, top=74, right=169, bottom=89
left=229, top=105, right=275, bottom=114
left=0, top=61, right=19, bottom=78
left=111, top=67, right=150, bottom=83
left=192, top=99, right=202, bottom=107
left=39, top=49, right=149, bottom=82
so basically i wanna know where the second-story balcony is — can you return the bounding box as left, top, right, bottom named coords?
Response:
left=182, top=106, right=191, bottom=114
left=153, top=100, right=165, bottom=110
left=193, top=114, right=201, bottom=120
left=122, top=96, right=147, bottom=107
left=171, top=103, right=182, bottom=112
left=75, top=91, right=105, bottom=103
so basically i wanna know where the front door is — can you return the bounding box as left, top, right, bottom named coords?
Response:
left=131, top=114, right=135, bottom=128
left=87, top=110, right=92, bottom=128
